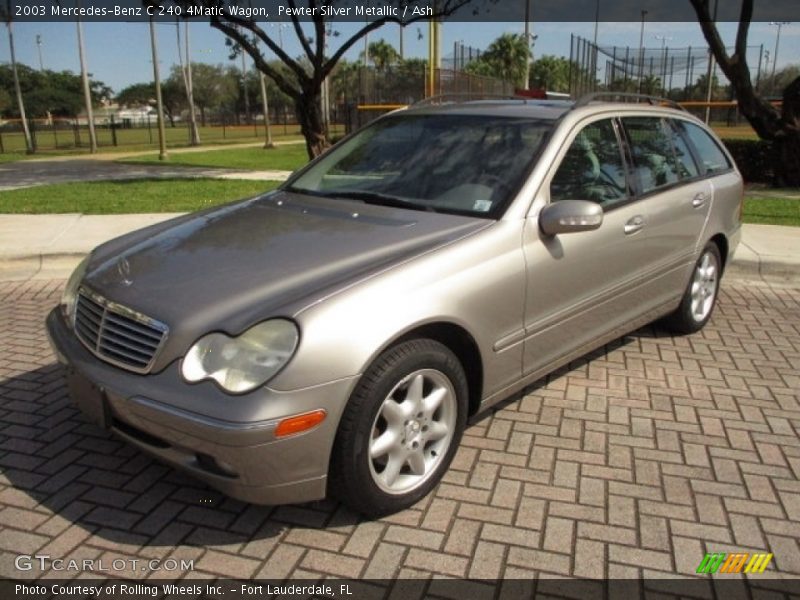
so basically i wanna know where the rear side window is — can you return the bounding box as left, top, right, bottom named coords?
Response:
left=622, top=117, right=686, bottom=194
left=667, top=121, right=700, bottom=179
left=676, top=121, right=732, bottom=174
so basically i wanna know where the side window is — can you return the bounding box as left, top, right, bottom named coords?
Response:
left=678, top=121, right=732, bottom=174
left=550, top=119, right=628, bottom=207
left=667, top=121, right=700, bottom=179
left=623, top=117, right=685, bottom=194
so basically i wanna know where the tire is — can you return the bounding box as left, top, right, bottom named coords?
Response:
left=330, top=338, right=468, bottom=518
left=662, top=242, right=722, bottom=334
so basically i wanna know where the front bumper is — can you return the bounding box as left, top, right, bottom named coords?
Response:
left=46, top=308, right=356, bottom=505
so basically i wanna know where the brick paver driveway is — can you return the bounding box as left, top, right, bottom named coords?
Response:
left=1, top=277, right=799, bottom=583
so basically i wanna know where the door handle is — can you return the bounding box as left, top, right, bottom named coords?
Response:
left=624, top=215, right=645, bottom=235
left=692, top=193, right=708, bottom=208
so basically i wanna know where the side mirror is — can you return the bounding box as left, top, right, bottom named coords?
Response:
left=539, top=200, right=603, bottom=236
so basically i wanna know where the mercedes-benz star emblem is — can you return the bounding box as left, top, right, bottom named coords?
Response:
left=117, top=257, right=133, bottom=286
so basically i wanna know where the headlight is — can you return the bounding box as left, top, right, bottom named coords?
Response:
left=181, top=319, right=299, bottom=394
left=61, top=256, right=90, bottom=326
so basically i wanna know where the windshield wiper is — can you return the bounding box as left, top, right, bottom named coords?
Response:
left=318, top=190, right=437, bottom=213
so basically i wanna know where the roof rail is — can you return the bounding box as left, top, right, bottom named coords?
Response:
left=574, top=92, right=687, bottom=112
left=412, top=93, right=528, bottom=107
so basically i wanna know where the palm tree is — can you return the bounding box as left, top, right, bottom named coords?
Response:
left=363, top=39, right=400, bottom=71
left=465, top=33, right=530, bottom=89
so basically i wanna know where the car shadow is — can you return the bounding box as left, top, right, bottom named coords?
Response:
left=467, top=322, right=672, bottom=426
left=0, top=363, right=364, bottom=550
left=2, top=322, right=675, bottom=547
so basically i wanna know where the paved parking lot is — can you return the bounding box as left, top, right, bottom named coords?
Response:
left=1, top=277, right=799, bottom=585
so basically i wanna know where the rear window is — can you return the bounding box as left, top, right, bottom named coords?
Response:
left=676, top=121, right=732, bottom=175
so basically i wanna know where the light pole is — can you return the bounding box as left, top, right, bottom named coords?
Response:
left=271, top=23, right=286, bottom=50
left=184, top=22, right=199, bottom=145
left=259, top=71, right=274, bottom=149
left=592, top=0, right=600, bottom=88
left=637, top=10, right=647, bottom=94
left=655, top=35, right=673, bottom=95
left=523, top=0, right=531, bottom=90
left=770, top=21, right=790, bottom=82
left=76, top=1, right=97, bottom=153
left=176, top=21, right=200, bottom=145
left=703, top=0, right=720, bottom=123
left=35, top=34, right=44, bottom=70
left=149, top=17, right=168, bottom=160
left=5, top=3, right=33, bottom=153
left=240, top=32, right=251, bottom=125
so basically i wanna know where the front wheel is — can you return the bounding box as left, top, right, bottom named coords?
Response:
left=663, top=242, right=722, bottom=334
left=330, top=339, right=468, bottom=517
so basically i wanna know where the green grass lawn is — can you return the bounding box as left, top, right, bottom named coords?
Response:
left=0, top=178, right=280, bottom=214
left=0, top=124, right=310, bottom=156
left=119, top=145, right=310, bottom=172
left=0, top=153, right=27, bottom=164
left=743, top=195, right=800, bottom=226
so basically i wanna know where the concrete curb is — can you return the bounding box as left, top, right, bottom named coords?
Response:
left=725, top=257, right=800, bottom=284
left=0, top=253, right=86, bottom=281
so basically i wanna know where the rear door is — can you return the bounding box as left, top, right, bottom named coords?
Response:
left=619, top=116, right=713, bottom=305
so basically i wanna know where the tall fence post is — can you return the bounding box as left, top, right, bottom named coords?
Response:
left=109, top=114, right=117, bottom=146
left=568, top=34, right=574, bottom=97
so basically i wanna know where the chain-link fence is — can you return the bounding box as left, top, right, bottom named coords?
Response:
left=339, top=66, right=514, bottom=133
left=0, top=111, right=316, bottom=155
left=568, top=34, right=768, bottom=101
left=442, top=41, right=485, bottom=72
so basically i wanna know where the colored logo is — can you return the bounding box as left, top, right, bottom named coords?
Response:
left=697, top=552, right=773, bottom=574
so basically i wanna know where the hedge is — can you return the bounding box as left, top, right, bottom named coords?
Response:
left=721, top=138, right=774, bottom=184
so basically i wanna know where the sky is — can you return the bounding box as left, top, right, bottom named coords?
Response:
left=2, top=19, right=798, bottom=94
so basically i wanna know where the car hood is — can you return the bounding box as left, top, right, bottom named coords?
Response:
left=83, top=190, right=489, bottom=370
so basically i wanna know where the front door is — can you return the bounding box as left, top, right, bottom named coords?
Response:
left=522, top=117, right=652, bottom=376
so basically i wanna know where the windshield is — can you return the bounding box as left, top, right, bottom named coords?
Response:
left=286, top=113, right=552, bottom=218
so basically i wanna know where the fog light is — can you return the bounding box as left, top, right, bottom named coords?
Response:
left=275, top=410, right=327, bottom=438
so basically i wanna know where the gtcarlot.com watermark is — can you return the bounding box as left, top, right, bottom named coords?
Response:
left=15, top=554, right=194, bottom=573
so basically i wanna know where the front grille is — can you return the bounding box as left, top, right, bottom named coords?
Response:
left=74, top=288, right=168, bottom=373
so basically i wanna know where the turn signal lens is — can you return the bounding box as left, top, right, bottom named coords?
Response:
left=275, top=410, right=327, bottom=438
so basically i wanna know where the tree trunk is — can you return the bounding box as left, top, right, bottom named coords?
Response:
left=295, top=87, right=329, bottom=159
left=775, top=76, right=800, bottom=187
left=199, top=106, right=206, bottom=127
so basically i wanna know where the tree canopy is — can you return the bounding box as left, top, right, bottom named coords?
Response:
left=464, top=33, right=530, bottom=89
left=165, top=0, right=472, bottom=157
left=0, top=63, right=112, bottom=118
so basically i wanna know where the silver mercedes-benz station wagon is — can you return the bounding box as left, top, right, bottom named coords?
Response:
left=47, top=94, right=742, bottom=516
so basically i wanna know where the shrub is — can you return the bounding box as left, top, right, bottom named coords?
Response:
left=721, top=138, right=774, bottom=184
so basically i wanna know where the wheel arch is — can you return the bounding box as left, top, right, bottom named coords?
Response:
left=380, top=322, right=485, bottom=417
left=708, top=232, right=729, bottom=272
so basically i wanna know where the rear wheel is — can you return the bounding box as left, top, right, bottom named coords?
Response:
left=663, top=242, right=721, bottom=334
left=330, top=339, right=468, bottom=517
